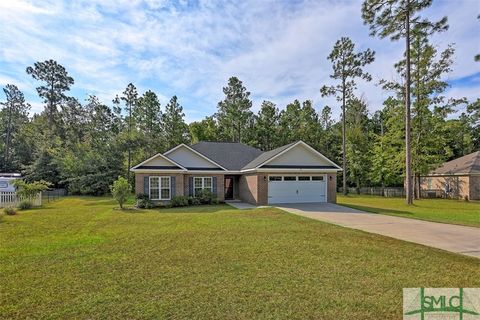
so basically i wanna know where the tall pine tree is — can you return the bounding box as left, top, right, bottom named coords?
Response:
left=216, top=77, right=253, bottom=142
left=163, top=96, right=190, bottom=149
left=0, top=84, right=31, bottom=172
left=362, top=0, right=448, bottom=204
left=320, top=37, right=375, bottom=195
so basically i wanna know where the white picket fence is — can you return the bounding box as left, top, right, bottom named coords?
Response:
left=0, top=191, right=42, bottom=208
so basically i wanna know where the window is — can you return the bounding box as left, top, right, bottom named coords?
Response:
left=312, top=176, right=324, bottom=181
left=283, top=176, right=296, bottom=181
left=298, top=176, right=311, bottom=181
left=194, top=177, right=213, bottom=196
left=149, top=176, right=170, bottom=200
left=0, top=181, right=7, bottom=188
left=427, top=178, right=432, bottom=189
left=269, top=176, right=282, bottom=181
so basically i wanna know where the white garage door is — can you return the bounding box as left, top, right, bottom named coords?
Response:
left=268, top=175, right=326, bottom=204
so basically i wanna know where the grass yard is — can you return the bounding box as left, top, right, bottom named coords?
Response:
left=1, top=197, right=479, bottom=319
left=338, top=194, right=480, bottom=227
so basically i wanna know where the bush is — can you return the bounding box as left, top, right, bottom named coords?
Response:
left=18, top=200, right=33, bottom=210
left=194, top=189, right=218, bottom=205
left=188, top=196, right=201, bottom=206
left=13, top=180, right=51, bottom=199
left=135, top=193, right=155, bottom=209
left=170, top=196, right=190, bottom=207
left=4, top=206, right=17, bottom=216
left=110, top=176, right=131, bottom=209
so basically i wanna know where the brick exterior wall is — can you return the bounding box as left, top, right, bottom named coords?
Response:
left=238, top=172, right=337, bottom=205
left=135, top=173, right=225, bottom=203
left=257, top=174, right=268, bottom=205
left=327, top=173, right=337, bottom=203
left=136, top=172, right=339, bottom=205
left=420, top=175, right=473, bottom=200
left=239, top=174, right=260, bottom=204
left=134, top=172, right=185, bottom=205
left=183, top=174, right=225, bottom=202
left=469, top=176, right=480, bottom=200
left=135, top=173, right=185, bottom=196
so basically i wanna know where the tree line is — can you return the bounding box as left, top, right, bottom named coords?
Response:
left=1, top=0, right=478, bottom=200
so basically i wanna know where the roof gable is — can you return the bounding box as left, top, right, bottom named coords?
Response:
left=131, top=153, right=185, bottom=171
left=261, top=142, right=341, bottom=169
left=242, top=141, right=340, bottom=170
left=242, top=142, right=296, bottom=170
left=190, top=142, right=263, bottom=170
left=164, top=144, right=226, bottom=170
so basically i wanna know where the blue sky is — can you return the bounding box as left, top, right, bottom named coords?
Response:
left=0, top=0, right=479, bottom=122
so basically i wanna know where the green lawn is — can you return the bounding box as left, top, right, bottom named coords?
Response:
left=1, top=197, right=479, bottom=319
left=338, top=194, right=480, bottom=227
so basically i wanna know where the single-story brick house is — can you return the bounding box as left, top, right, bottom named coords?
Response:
left=420, top=151, right=480, bottom=200
left=131, top=140, right=341, bottom=205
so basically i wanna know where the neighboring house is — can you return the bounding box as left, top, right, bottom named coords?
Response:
left=0, top=173, right=22, bottom=208
left=420, top=151, right=480, bottom=200
left=131, top=141, right=341, bottom=205
left=0, top=173, right=21, bottom=192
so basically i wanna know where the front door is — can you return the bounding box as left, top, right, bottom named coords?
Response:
left=224, top=177, right=234, bottom=200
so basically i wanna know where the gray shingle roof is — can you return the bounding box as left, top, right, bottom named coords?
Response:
left=241, top=142, right=297, bottom=170
left=431, top=151, right=480, bottom=175
left=190, top=141, right=263, bottom=170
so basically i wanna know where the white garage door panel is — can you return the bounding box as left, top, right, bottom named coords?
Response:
left=268, top=177, right=326, bottom=204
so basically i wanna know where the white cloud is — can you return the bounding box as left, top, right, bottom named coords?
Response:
left=0, top=0, right=478, bottom=120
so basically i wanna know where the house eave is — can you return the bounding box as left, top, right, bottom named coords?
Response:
left=130, top=169, right=186, bottom=173
left=242, top=168, right=341, bottom=173
left=421, top=172, right=479, bottom=177
left=131, top=169, right=243, bottom=174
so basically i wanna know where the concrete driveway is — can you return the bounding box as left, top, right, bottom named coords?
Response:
left=275, top=203, right=480, bottom=259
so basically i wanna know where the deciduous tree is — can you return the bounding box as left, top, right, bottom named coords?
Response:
left=189, top=117, right=218, bottom=144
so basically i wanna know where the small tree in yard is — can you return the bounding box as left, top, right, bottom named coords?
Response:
left=13, top=180, right=51, bottom=201
left=110, top=176, right=130, bottom=209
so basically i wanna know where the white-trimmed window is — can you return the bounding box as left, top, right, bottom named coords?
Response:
left=312, top=176, right=324, bottom=181
left=283, top=176, right=296, bottom=181
left=149, top=176, right=171, bottom=200
left=194, top=177, right=212, bottom=196
left=269, top=176, right=282, bottom=181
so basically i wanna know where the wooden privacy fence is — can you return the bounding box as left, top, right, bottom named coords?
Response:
left=339, top=187, right=406, bottom=197
left=42, top=188, right=67, bottom=202
left=0, top=191, right=42, bottom=208
left=338, top=187, right=445, bottom=198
